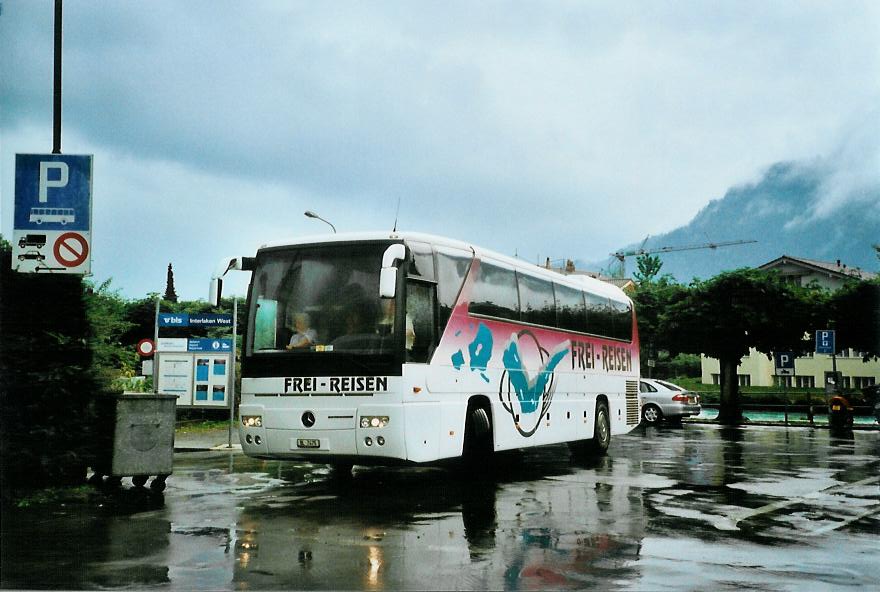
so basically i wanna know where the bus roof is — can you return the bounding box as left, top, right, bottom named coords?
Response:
left=258, top=231, right=631, bottom=304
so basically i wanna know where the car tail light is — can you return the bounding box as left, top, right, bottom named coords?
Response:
left=672, top=394, right=688, bottom=402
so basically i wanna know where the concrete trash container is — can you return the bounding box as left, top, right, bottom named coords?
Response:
left=92, top=393, right=176, bottom=490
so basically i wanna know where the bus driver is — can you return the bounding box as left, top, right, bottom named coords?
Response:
left=286, top=313, right=317, bottom=349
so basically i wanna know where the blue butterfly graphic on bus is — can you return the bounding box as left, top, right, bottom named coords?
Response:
left=451, top=322, right=570, bottom=437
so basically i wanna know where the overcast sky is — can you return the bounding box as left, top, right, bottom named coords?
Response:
left=2, top=0, right=878, bottom=299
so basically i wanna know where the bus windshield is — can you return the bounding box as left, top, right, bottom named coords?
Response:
left=247, top=243, right=402, bottom=357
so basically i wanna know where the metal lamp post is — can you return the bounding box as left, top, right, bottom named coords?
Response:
left=304, top=210, right=336, bottom=233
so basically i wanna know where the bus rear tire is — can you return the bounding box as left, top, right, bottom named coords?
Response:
left=587, top=401, right=611, bottom=455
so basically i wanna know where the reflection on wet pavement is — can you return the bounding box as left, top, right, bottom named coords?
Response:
left=2, top=425, right=878, bottom=590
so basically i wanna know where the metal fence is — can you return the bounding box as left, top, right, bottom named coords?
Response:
left=696, top=401, right=879, bottom=427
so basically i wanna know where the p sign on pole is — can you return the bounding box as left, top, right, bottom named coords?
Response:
left=774, top=351, right=795, bottom=376
left=12, top=154, right=93, bottom=274
left=815, top=330, right=835, bottom=355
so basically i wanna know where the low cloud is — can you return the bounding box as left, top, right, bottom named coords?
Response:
left=811, top=110, right=880, bottom=219
left=784, top=110, right=880, bottom=230
left=3, top=1, right=880, bottom=297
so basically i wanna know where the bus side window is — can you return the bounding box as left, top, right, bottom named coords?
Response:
left=435, top=247, right=473, bottom=332
left=585, top=293, right=614, bottom=338
left=407, top=241, right=435, bottom=280
left=470, top=261, right=519, bottom=321
left=555, top=283, right=587, bottom=333
left=406, top=280, right=436, bottom=363
left=519, top=273, right=556, bottom=327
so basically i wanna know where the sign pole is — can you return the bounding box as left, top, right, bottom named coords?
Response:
left=153, top=295, right=160, bottom=394
left=783, top=375, right=788, bottom=425
left=53, top=0, right=63, bottom=154
left=228, top=298, right=238, bottom=448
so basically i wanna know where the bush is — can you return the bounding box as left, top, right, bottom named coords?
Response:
left=0, top=242, right=104, bottom=499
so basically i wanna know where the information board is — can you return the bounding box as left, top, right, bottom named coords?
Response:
left=156, top=352, right=232, bottom=408
left=156, top=354, right=195, bottom=406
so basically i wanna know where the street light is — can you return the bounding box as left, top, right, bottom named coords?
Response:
left=304, top=210, right=336, bottom=233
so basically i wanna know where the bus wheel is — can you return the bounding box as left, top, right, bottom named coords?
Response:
left=463, top=403, right=493, bottom=464
left=588, top=401, right=611, bottom=455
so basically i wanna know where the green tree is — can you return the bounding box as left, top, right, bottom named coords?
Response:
left=827, top=279, right=880, bottom=360
left=164, top=263, right=179, bottom=303
left=633, top=253, right=663, bottom=284
left=84, top=279, right=138, bottom=387
left=631, top=275, right=687, bottom=371
left=120, top=293, right=162, bottom=346
left=662, top=269, right=821, bottom=424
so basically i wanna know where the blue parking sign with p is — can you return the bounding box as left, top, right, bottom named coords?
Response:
left=14, top=154, right=92, bottom=232
left=815, top=330, right=835, bottom=355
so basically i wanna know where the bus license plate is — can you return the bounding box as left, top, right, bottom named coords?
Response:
left=297, top=438, right=321, bottom=449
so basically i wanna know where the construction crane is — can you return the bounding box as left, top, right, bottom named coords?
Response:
left=610, top=238, right=758, bottom=278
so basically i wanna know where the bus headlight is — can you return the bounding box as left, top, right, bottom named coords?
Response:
left=242, top=415, right=263, bottom=428
left=360, top=416, right=389, bottom=429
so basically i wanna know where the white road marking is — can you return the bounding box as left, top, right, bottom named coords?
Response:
left=711, top=475, right=880, bottom=531
left=804, top=506, right=880, bottom=537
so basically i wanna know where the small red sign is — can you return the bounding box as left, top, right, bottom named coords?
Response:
left=53, top=232, right=90, bottom=268
left=136, top=339, right=156, bottom=357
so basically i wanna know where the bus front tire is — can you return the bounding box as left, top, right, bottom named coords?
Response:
left=463, top=404, right=493, bottom=466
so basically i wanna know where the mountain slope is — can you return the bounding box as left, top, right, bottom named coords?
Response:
left=581, top=161, right=880, bottom=281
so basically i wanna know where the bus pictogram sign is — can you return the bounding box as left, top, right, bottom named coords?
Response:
left=12, top=153, right=93, bottom=274
left=53, top=232, right=90, bottom=268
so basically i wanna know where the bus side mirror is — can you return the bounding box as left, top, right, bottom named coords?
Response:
left=379, top=243, right=406, bottom=298
left=209, top=256, right=254, bottom=307
left=209, top=278, right=223, bottom=307
left=379, top=268, right=397, bottom=298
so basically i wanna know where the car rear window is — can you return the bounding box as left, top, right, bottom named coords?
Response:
left=654, top=380, right=683, bottom=391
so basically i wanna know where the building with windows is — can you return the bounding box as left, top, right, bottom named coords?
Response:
left=757, top=255, right=876, bottom=290
left=700, top=255, right=879, bottom=390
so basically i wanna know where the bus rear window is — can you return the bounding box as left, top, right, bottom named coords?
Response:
left=610, top=299, right=633, bottom=341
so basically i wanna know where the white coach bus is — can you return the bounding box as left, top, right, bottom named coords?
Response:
left=211, top=232, right=640, bottom=469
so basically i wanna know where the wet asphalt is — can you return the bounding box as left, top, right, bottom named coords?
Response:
left=2, top=424, right=878, bottom=590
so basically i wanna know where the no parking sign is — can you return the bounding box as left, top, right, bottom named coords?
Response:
left=53, top=231, right=90, bottom=268
left=12, top=154, right=93, bottom=274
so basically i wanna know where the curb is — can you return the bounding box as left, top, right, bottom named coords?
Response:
left=684, top=418, right=880, bottom=431
left=173, top=444, right=243, bottom=453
